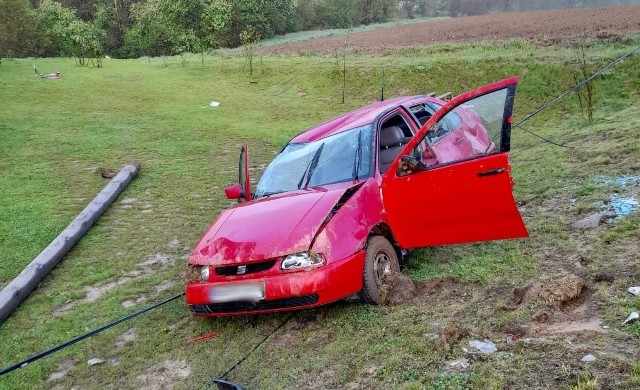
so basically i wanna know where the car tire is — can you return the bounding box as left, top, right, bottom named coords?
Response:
left=361, top=236, right=400, bottom=305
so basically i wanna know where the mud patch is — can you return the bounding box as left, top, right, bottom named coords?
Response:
left=115, top=328, right=137, bottom=348
left=139, top=252, right=175, bottom=269
left=48, top=359, right=74, bottom=381
left=120, top=197, right=137, bottom=205
left=510, top=273, right=583, bottom=308
left=54, top=277, right=132, bottom=317
left=509, top=274, right=602, bottom=336
left=385, top=273, right=416, bottom=305
left=126, top=253, right=176, bottom=278
left=153, top=280, right=175, bottom=294
left=416, top=277, right=462, bottom=297
left=138, top=359, right=191, bottom=390
left=436, top=321, right=463, bottom=354
left=122, top=296, right=147, bottom=308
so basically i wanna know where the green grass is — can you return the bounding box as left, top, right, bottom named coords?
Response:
left=0, top=40, right=639, bottom=389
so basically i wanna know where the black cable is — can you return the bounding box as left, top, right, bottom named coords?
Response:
left=213, top=313, right=293, bottom=383
left=512, top=45, right=640, bottom=129
left=518, top=125, right=573, bottom=148
left=512, top=95, right=640, bottom=155
left=0, top=293, right=185, bottom=377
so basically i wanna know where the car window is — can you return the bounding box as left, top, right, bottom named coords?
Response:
left=255, top=125, right=374, bottom=197
left=379, top=113, right=414, bottom=137
left=424, top=102, right=464, bottom=145
left=406, top=88, right=509, bottom=170
left=408, top=103, right=435, bottom=126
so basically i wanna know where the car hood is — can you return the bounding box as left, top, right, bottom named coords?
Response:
left=190, top=183, right=357, bottom=266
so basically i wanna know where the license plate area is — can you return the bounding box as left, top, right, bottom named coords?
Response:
left=207, top=282, right=265, bottom=303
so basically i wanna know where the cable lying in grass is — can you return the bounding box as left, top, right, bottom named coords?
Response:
left=0, top=293, right=184, bottom=377
left=212, top=313, right=294, bottom=384
left=506, top=45, right=640, bottom=152
left=513, top=96, right=640, bottom=155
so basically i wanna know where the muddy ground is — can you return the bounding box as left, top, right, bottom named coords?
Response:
left=264, top=6, right=640, bottom=54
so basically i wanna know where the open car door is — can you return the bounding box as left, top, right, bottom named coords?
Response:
left=381, top=77, right=528, bottom=248
left=224, top=144, right=252, bottom=202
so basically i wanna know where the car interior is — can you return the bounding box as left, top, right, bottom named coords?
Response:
left=378, top=114, right=414, bottom=173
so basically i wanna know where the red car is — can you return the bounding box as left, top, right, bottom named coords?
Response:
left=185, top=77, right=528, bottom=316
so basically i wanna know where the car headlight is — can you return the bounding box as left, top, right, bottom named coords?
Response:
left=200, top=266, right=210, bottom=281
left=184, top=265, right=209, bottom=283
left=281, top=252, right=324, bottom=270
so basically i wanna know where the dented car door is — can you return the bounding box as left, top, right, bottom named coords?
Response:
left=381, top=77, right=528, bottom=248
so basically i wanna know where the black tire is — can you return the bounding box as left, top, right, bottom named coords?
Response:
left=361, top=236, right=400, bottom=304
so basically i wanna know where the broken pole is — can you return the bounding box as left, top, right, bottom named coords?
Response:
left=0, top=161, right=141, bottom=323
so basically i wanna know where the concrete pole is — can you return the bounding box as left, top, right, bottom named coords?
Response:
left=0, top=161, right=141, bottom=323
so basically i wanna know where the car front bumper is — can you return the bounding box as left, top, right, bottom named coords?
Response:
left=185, top=251, right=365, bottom=316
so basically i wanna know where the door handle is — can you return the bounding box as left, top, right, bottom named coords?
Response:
left=477, top=168, right=506, bottom=177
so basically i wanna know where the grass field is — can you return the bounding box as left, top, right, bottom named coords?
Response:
left=0, top=40, right=639, bottom=389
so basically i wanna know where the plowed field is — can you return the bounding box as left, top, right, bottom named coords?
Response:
left=264, top=5, right=640, bottom=54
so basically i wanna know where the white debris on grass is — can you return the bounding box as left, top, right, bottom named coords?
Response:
left=623, top=311, right=639, bottom=324
left=581, top=354, right=596, bottom=362
left=628, top=286, right=640, bottom=296
left=87, top=358, right=104, bottom=366
left=468, top=339, right=497, bottom=355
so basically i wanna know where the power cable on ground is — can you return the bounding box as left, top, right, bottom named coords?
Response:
left=212, top=313, right=294, bottom=384
left=512, top=94, right=640, bottom=155
left=0, top=293, right=184, bottom=377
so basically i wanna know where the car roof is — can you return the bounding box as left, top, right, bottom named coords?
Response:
left=290, top=95, right=435, bottom=143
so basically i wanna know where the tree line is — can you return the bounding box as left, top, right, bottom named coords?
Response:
left=1, top=0, right=638, bottom=60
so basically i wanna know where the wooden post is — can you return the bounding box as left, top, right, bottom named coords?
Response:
left=0, top=161, right=141, bottom=323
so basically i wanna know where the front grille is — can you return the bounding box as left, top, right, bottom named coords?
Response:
left=215, top=260, right=277, bottom=276
left=191, top=294, right=319, bottom=314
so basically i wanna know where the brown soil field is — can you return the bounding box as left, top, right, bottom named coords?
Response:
left=264, top=5, right=640, bottom=54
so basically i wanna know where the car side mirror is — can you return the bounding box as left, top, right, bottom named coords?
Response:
left=397, top=155, right=427, bottom=177
left=224, top=184, right=243, bottom=200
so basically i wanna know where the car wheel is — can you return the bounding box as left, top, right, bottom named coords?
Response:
left=361, top=236, right=400, bottom=304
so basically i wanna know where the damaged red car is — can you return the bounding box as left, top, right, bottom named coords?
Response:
left=185, top=77, right=528, bottom=316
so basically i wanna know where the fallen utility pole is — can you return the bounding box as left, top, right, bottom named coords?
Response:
left=0, top=161, right=141, bottom=323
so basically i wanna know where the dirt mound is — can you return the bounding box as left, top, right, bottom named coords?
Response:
left=264, top=6, right=640, bottom=54
left=510, top=273, right=584, bottom=308
left=386, top=273, right=417, bottom=304
left=436, top=321, right=462, bottom=354
left=508, top=274, right=602, bottom=336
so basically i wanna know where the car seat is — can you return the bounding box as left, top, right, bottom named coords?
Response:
left=379, top=126, right=411, bottom=173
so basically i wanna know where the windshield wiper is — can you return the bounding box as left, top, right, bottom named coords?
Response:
left=297, top=143, right=325, bottom=189
left=352, top=129, right=363, bottom=181
left=261, top=190, right=285, bottom=197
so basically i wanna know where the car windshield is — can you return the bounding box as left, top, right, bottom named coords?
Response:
left=255, top=125, right=374, bottom=198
